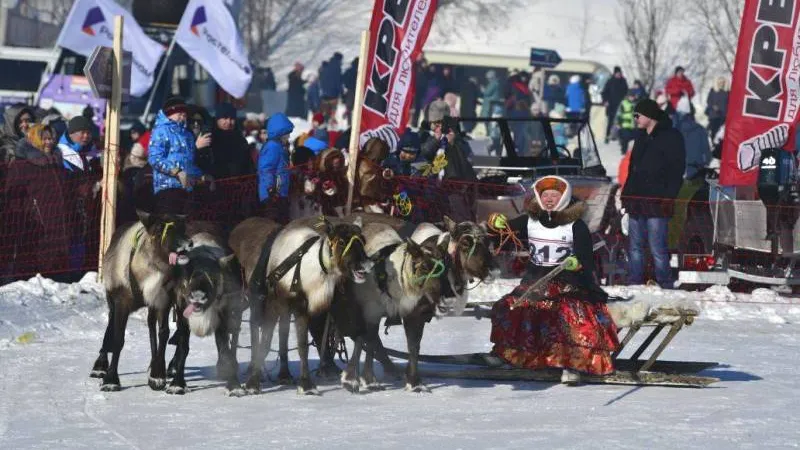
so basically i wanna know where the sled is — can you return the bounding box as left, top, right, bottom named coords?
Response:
left=384, top=303, right=720, bottom=388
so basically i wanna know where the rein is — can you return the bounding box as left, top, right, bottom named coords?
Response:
left=487, top=221, right=524, bottom=256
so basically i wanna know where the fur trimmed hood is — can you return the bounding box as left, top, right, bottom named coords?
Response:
left=524, top=195, right=586, bottom=226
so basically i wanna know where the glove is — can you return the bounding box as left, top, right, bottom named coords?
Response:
left=564, top=255, right=581, bottom=272
left=488, top=213, right=507, bottom=230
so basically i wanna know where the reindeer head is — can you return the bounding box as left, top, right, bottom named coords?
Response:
left=443, top=216, right=498, bottom=283
left=318, top=216, right=372, bottom=283
left=136, top=210, right=193, bottom=266
left=179, top=254, right=239, bottom=321
left=408, top=235, right=450, bottom=301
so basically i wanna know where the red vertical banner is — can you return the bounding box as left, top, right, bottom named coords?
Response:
left=720, top=0, right=800, bottom=186
left=357, top=0, right=438, bottom=150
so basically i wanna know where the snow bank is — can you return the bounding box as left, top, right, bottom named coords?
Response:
left=466, top=279, right=800, bottom=324
left=0, top=273, right=106, bottom=348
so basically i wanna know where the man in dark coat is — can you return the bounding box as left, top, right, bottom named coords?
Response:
left=209, top=103, right=254, bottom=179
left=621, top=99, right=686, bottom=289
left=602, top=66, right=629, bottom=143
left=285, top=62, right=307, bottom=118
left=459, top=76, right=481, bottom=133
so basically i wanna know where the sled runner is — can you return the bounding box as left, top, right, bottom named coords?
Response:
left=384, top=303, right=720, bottom=388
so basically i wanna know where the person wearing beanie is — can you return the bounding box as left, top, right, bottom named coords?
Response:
left=665, top=66, right=695, bottom=110
left=59, top=116, right=100, bottom=173
left=382, top=128, right=422, bottom=178
left=602, top=65, right=629, bottom=143
left=621, top=98, right=686, bottom=289
left=258, top=112, right=294, bottom=223
left=487, top=175, right=617, bottom=385
left=208, top=102, right=253, bottom=180
left=148, top=96, right=209, bottom=215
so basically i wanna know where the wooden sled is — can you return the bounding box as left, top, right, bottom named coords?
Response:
left=385, top=304, right=720, bottom=388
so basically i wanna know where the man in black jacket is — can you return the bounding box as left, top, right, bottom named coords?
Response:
left=602, top=66, right=629, bottom=143
left=209, top=103, right=254, bottom=179
left=621, top=99, right=686, bottom=289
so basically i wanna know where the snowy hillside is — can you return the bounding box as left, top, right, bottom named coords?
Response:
left=1, top=274, right=799, bottom=448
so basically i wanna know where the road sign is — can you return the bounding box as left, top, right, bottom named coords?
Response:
left=529, top=48, right=562, bottom=69
left=83, top=46, right=132, bottom=102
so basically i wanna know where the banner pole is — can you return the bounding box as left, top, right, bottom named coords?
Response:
left=98, top=15, right=125, bottom=282
left=140, top=36, right=177, bottom=124
left=345, top=30, right=372, bottom=216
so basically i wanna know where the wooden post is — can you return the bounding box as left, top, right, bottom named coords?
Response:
left=98, top=15, right=124, bottom=281
left=345, top=30, right=372, bottom=216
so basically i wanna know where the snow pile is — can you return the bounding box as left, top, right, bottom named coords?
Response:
left=466, top=279, right=800, bottom=324
left=0, top=273, right=106, bottom=348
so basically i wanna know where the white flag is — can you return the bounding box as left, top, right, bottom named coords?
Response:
left=175, top=0, right=252, bottom=98
left=55, top=0, right=164, bottom=97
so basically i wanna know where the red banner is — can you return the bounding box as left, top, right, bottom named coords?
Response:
left=358, top=0, right=437, bottom=150
left=721, top=0, right=800, bottom=186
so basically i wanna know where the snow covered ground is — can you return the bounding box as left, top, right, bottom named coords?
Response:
left=1, top=274, right=800, bottom=449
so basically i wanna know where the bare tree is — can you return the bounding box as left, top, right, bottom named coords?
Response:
left=433, top=0, right=527, bottom=40
left=238, top=0, right=339, bottom=66
left=684, top=0, right=743, bottom=73
left=617, top=0, right=677, bottom=92
left=572, top=0, right=614, bottom=56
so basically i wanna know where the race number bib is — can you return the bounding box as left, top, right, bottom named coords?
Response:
left=527, top=219, right=574, bottom=267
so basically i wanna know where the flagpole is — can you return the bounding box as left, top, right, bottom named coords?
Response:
left=33, top=47, right=62, bottom=106
left=345, top=30, right=372, bottom=216
left=140, top=35, right=177, bottom=124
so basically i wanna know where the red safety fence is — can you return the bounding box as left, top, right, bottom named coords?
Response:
left=0, top=153, right=797, bottom=291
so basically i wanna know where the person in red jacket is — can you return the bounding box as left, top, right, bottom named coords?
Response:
left=664, top=66, right=695, bottom=110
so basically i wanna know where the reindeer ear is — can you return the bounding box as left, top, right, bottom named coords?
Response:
left=314, top=216, right=335, bottom=236
left=443, top=216, right=457, bottom=233
left=406, top=239, right=423, bottom=258
left=352, top=215, right=363, bottom=229
left=136, top=209, right=153, bottom=228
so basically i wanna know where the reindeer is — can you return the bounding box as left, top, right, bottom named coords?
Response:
left=168, top=222, right=244, bottom=395
left=230, top=216, right=372, bottom=395
left=89, top=211, right=192, bottom=393
left=336, top=222, right=452, bottom=392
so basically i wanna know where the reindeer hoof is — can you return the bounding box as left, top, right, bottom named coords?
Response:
left=341, top=378, right=360, bottom=394
left=100, top=382, right=121, bottom=392
left=225, top=386, right=247, bottom=397
left=405, top=383, right=431, bottom=393
left=165, top=383, right=186, bottom=395
left=244, top=377, right=261, bottom=395
left=297, top=379, right=319, bottom=396
left=167, top=361, right=177, bottom=379
left=89, top=369, right=106, bottom=379
left=148, top=377, right=167, bottom=391
left=362, top=378, right=385, bottom=391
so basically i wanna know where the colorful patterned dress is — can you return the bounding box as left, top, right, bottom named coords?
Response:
left=489, top=195, right=619, bottom=375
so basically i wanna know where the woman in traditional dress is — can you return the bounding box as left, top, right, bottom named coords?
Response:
left=488, top=175, right=618, bottom=385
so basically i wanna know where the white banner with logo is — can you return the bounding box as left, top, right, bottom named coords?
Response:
left=55, top=0, right=165, bottom=97
left=175, top=0, right=252, bottom=98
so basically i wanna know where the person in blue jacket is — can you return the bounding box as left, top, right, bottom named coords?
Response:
left=258, top=112, right=294, bottom=223
left=147, top=97, right=210, bottom=215
left=565, top=75, right=586, bottom=120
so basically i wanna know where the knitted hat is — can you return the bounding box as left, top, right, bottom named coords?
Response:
left=215, top=102, right=236, bottom=119
left=634, top=98, right=663, bottom=120
left=614, top=66, right=622, bottom=74
left=312, top=112, right=325, bottom=125
left=130, top=121, right=146, bottom=135
left=427, top=100, right=450, bottom=123
left=68, top=116, right=93, bottom=134
left=163, top=96, right=187, bottom=116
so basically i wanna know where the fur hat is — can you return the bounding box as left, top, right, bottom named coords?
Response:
left=634, top=98, right=663, bottom=120
left=163, top=97, right=187, bottom=116
left=67, top=116, right=93, bottom=134
left=531, top=175, right=572, bottom=212
left=427, top=100, right=450, bottom=123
